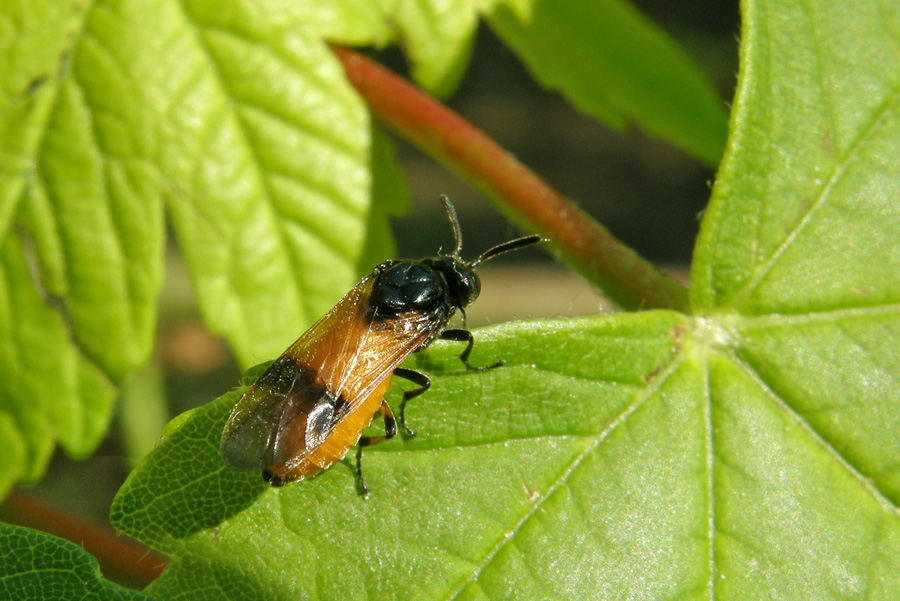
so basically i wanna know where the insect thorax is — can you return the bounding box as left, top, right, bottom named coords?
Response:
left=369, top=257, right=480, bottom=317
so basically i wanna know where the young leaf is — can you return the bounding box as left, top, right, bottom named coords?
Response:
left=371, top=0, right=729, bottom=161
left=137, top=3, right=388, bottom=367
left=0, top=0, right=79, bottom=237
left=484, top=0, right=728, bottom=166
left=0, top=234, right=116, bottom=489
left=0, top=0, right=407, bottom=493
left=373, top=0, right=479, bottom=96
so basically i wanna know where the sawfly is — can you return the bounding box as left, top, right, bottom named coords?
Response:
left=221, top=196, right=541, bottom=495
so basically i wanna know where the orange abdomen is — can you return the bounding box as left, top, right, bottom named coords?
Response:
left=274, top=374, right=393, bottom=481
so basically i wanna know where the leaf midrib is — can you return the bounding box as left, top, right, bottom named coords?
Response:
left=729, top=69, right=900, bottom=310
left=441, top=351, right=688, bottom=601
left=726, top=348, right=900, bottom=516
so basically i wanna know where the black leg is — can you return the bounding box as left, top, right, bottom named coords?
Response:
left=355, top=401, right=397, bottom=498
left=394, top=367, right=431, bottom=438
left=441, top=329, right=504, bottom=371
left=262, top=469, right=285, bottom=487
left=354, top=445, right=368, bottom=498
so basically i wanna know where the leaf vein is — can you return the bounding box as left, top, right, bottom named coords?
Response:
left=729, top=352, right=900, bottom=516
left=173, top=5, right=321, bottom=328
left=732, top=66, right=900, bottom=306
left=442, top=355, right=686, bottom=600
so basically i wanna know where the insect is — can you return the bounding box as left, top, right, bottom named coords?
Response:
left=220, top=195, right=541, bottom=495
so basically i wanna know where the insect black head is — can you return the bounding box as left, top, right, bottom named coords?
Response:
left=422, top=256, right=481, bottom=309
left=370, top=196, right=543, bottom=316
left=425, top=195, right=542, bottom=309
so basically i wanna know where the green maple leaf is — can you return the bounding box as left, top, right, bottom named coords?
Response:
left=107, top=0, right=900, bottom=599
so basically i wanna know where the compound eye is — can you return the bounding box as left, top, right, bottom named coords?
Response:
left=448, top=263, right=480, bottom=308
left=464, top=271, right=481, bottom=305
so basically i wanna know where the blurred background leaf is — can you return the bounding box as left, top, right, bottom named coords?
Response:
left=485, top=0, right=728, bottom=166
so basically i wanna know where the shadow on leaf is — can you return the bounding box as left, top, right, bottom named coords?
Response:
left=110, top=388, right=269, bottom=547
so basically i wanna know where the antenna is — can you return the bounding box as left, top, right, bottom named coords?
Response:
left=470, top=235, right=543, bottom=267
left=440, top=195, right=464, bottom=257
